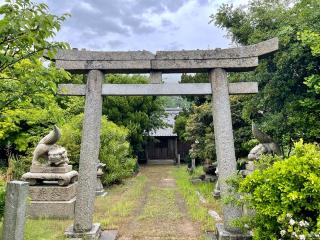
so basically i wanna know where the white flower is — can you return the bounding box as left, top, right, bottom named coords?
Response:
left=244, top=224, right=249, bottom=229
left=292, top=232, right=298, bottom=238
left=299, top=234, right=305, bottom=240
left=280, top=230, right=286, bottom=236
left=286, top=213, right=293, bottom=218
left=299, top=221, right=305, bottom=227
left=298, top=220, right=309, bottom=227
left=289, top=219, right=296, bottom=225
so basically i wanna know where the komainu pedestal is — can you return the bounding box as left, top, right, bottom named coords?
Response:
left=22, top=126, right=78, bottom=219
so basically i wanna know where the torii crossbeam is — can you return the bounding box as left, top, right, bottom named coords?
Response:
left=54, top=38, right=279, bottom=239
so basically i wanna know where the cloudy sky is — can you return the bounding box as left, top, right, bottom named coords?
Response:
left=27, top=0, right=249, bottom=52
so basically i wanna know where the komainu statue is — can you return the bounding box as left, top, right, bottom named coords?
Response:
left=32, top=125, right=69, bottom=166
left=248, top=121, right=281, bottom=160
left=22, top=126, right=77, bottom=186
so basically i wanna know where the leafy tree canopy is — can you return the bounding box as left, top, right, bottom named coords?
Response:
left=102, top=74, right=166, bottom=158
left=212, top=0, right=320, bottom=154
left=0, top=0, right=70, bottom=157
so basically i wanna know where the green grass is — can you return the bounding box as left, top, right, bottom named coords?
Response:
left=173, top=165, right=222, bottom=232
left=95, top=175, right=147, bottom=229
left=0, top=175, right=147, bottom=240
left=138, top=187, right=182, bottom=221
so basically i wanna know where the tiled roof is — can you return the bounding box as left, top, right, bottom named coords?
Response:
left=149, top=108, right=180, bottom=137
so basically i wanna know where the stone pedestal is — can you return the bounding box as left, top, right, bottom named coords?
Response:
left=215, top=223, right=252, bottom=240
left=65, top=223, right=102, bottom=240
left=22, top=165, right=78, bottom=219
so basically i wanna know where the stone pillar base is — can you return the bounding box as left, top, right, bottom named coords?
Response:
left=96, top=190, right=108, bottom=197
left=65, top=223, right=101, bottom=239
left=215, top=223, right=252, bottom=240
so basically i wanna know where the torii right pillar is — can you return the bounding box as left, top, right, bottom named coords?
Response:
left=210, top=68, right=245, bottom=239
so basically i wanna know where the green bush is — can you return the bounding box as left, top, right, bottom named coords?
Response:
left=59, top=114, right=137, bottom=185
left=0, top=180, right=5, bottom=219
left=233, top=140, right=320, bottom=239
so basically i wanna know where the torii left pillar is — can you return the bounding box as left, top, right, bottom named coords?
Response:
left=65, top=70, right=103, bottom=239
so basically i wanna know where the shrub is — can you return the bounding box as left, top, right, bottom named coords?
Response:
left=59, top=114, right=137, bottom=185
left=0, top=180, right=5, bottom=219
left=6, top=154, right=32, bottom=181
left=232, top=140, right=320, bottom=239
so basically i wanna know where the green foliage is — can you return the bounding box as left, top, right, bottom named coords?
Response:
left=298, top=30, right=320, bottom=94
left=213, top=0, right=320, bottom=153
left=174, top=95, right=252, bottom=162
left=0, top=0, right=71, bottom=160
left=0, top=180, right=5, bottom=219
left=103, top=74, right=165, bottom=158
left=0, top=0, right=69, bottom=73
left=185, top=103, right=215, bottom=162
left=59, top=114, right=137, bottom=185
left=232, top=141, right=320, bottom=239
left=6, top=154, right=32, bottom=180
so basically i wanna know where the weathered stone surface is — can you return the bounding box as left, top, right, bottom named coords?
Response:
left=2, top=181, right=29, bottom=240
left=30, top=164, right=72, bottom=173
left=22, top=170, right=78, bottom=186
left=156, top=38, right=278, bottom=60
left=215, top=223, right=252, bottom=240
left=65, top=223, right=101, bottom=239
left=53, top=50, right=154, bottom=61
left=100, top=230, right=118, bottom=240
left=151, top=57, right=259, bottom=72
left=29, top=182, right=77, bottom=201
left=73, top=70, right=103, bottom=233
left=55, top=60, right=152, bottom=73
left=210, top=68, right=242, bottom=232
left=52, top=38, right=277, bottom=61
left=28, top=197, right=76, bottom=219
left=53, top=38, right=278, bottom=72
left=150, top=71, right=162, bottom=83
left=58, top=82, right=258, bottom=96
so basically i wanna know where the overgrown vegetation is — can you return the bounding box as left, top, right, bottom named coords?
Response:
left=103, top=74, right=165, bottom=160
left=228, top=141, right=320, bottom=239
left=173, top=166, right=221, bottom=231
left=59, top=114, right=137, bottom=185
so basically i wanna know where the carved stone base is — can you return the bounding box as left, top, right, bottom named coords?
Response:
left=27, top=182, right=77, bottom=219
left=30, top=165, right=72, bottom=173
left=22, top=170, right=78, bottom=186
left=29, top=182, right=77, bottom=201
left=28, top=197, right=76, bottom=219
left=215, top=223, right=252, bottom=240
left=65, top=223, right=102, bottom=239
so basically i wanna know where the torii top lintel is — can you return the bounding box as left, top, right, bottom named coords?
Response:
left=51, top=38, right=278, bottom=74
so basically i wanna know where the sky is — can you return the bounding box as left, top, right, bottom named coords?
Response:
left=1, top=0, right=249, bottom=81
left=29, top=0, right=249, bottom=52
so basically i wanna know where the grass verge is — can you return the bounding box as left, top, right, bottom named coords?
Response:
left=173, top=166, right=222, bottom=232
left=0, top=174, right=147, bottom=240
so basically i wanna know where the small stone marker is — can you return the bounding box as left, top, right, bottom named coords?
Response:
left=208, top=210, right=222, bottom=222
left=191, top=158, right=196, bottom=170
left=2, top=181, right=29, bottom=240
left=177, top=153, right=181, bottom=166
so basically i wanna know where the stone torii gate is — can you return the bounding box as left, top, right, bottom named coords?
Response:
left=54, top=38, right=278, bottom=239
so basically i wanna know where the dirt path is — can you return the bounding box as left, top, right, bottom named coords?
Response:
left=117, top=164, right=201, bottom=240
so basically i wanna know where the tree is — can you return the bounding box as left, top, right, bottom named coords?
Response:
left=0, top=0, right=69, bottom=74
left=212, top=0, right=320, bottom=155
left=102, top=74, right=165, bottom=159
left=298, top=30, right=320, bottom=94
left=0, top=0, right=70, bottom=160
